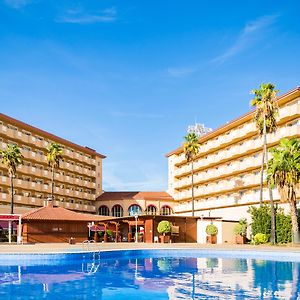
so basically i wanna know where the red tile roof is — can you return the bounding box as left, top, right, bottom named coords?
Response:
left=22, top=205, right=109, bottom=222
left=96, top=191, right=174, bottom=201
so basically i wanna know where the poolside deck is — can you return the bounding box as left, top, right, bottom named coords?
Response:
left=0, top=242, right=299, bottom=254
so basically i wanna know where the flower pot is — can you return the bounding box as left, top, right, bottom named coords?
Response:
left=206, top=235, right=217, bottom=244
left=159, top=235, right=171, bottom=243
left=235, top=234, right=247, bottom=244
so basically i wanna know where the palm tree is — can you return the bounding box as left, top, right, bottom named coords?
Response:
left=46, top=143, right=63, bottom=201
left=267, top=138, right=300, bottom=243
left=183, top=133, right=200, bottom=217
left=0, top=144, right=23, bottom=214
left=250, top=83, right=279, bottom=244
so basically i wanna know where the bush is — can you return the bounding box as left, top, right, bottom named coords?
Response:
left=234, top=218, right=247, bottom=236
left=157, top=221, right=172, bottom=234
left=249, top=205, right=294, bottom=244
left=106, top=229, right=113, bottom=237
left=206, top=224, right=218, bottom=236
left=248, top=205, right=271, bottom=241
left=276, top=211, right=292, bottom=244
left=253, top=233, right=268, bottom=245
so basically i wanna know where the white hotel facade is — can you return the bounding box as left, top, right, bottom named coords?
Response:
left=167, top=87, right=300, bottom=220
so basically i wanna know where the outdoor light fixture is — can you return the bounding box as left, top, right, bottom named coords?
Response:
left=134, top=213, right=138, bottom=243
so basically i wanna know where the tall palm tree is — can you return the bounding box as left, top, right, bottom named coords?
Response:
left=46, top=143, right=63, bottom=201
left=183, top=133, right=200, bottom=217
left=0, top=144, right=23, bottom=214
left=267, top=138, right=300, bottom=243
left=250, top=83, right=279, bottom=244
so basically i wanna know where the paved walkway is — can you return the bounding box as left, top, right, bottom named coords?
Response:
left=0, top=242, right=299, bottom=254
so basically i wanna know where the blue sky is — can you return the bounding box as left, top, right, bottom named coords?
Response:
left=1, top=1, right=300, bottom=191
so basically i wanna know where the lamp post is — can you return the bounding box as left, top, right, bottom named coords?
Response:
left=134, top=213, right=138, bottom=243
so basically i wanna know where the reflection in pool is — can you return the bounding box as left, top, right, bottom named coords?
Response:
left=0, top=253, right=299, bottom=299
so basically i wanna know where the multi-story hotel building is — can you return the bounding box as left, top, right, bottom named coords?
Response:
left=0, top=113, right=105, bottom=213
left=166, top=87, right=300, bottom=220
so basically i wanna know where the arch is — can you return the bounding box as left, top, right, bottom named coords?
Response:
left=128, top=204, right=142, bottom=216
left=98, top=205, right=110, bottom=216
left=112, top=205, right=123, bottom=217
left=160, top=205, right=172, bottom=216
left=145, top=205, right=157, bottom=215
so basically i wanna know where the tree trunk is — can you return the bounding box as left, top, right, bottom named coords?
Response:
left=259, top=149, right=265, bottom=205
left=263, top=115, right=276, bottom=244
left=191, top=159, right=194, bottom=217
left=10, top=174, right=14, bottom=215
left=289, top=189, right=299, bottom=244
left=51, top=164, right=55, bottom=200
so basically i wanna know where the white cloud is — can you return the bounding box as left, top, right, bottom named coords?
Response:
left=212, top=15, right=279, bottom=64
left=4, top=0, right=32, bottom=9
left=166, top=66, right=195, bottom=78
left=57, top=7, right=117, bottom=24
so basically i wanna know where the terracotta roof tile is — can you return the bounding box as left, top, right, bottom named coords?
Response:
left=22, top=206, right=108, bottom=222
left=96, top=191, right=174, bottom=201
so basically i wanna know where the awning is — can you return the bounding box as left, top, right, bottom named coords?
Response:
left=90, top=225, right=105, bottom=231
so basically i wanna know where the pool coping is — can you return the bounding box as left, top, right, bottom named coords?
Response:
left=0, top=244, right=300, bottom=262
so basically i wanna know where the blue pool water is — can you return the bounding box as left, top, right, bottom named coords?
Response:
left=0, top=250, right=300, bottom=299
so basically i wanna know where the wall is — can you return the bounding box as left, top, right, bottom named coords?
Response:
left=22, top=221, right=89, bottom=243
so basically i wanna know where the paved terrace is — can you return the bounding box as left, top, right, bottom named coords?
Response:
left=0, top=243, right=299, bottom=254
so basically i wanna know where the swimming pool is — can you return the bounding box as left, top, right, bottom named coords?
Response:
left=0, top=249, right=299, bottom=299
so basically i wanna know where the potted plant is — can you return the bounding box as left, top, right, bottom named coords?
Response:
left=206, top=224, right=218, bottom=244
left=157, top=220, right=172, bottom=243
left=234, top=218, right=247, bottom=244
left=106, top=229, right=114, bottom=242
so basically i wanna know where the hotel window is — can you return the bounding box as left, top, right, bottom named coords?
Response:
left=98, top=205, right=110, bottom=216
left=128, top=204, right=142, bottom=216
left=112, top=205, right=123, bottom=217
left=145, top=205, right=157, bottom=215
left=160, top=206, right=172, bottom=216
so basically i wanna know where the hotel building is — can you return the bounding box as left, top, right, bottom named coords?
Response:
left=96, top=191, right=175, bottom=217
left=166, top=87, right=300, bottom=220
left=0, top=113, right=105, bottom=213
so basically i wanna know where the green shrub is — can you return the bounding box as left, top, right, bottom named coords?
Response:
left=248, top=205, right=271, bottom=241
left=249, top=205, right=294, bottom=244
left=157, top=221, right=172, bottom=234
left=276, top=211, right=292, bottom=244
left=206, top=224, right=218, bottom=236
left=106, top=229, right=113, bottom=237
left=253, top=233, right=268, bottom=245
left=234, top=218, right=247, bottom=236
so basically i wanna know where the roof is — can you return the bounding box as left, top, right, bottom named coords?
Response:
left=96, top=214, right=221, bottom=222
left=0, top=113, right=106, bottom=158
left=21, top=205, right=109, bottom=222
left=96, top=191, right=174, bottom=202
left=166, top=86, right=300, bottom=157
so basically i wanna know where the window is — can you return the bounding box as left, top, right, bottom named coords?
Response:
left=160, top=206, right=172, bottom=216
left=112, top=205, right=123, bottom=217
left=99, top=205, right=109, bottom=216
left=145, top=205, right=157, bottom=215
left=128, top=204, right=142, bottom=216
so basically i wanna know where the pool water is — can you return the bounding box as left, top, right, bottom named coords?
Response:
left=0, top=251, right=299, bottom=299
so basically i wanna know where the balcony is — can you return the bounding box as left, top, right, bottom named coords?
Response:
left=279, top=102, right=300, bottom=122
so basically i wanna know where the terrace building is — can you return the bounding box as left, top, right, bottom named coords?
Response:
left=166, top=87, right=300, bottom=220
left=0, top=113, right=105, bottom=214
left=96, top=191, right=175, bottom=217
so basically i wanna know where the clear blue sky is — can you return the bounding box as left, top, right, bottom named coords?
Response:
left=1, top=1, right=300, bottom=191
